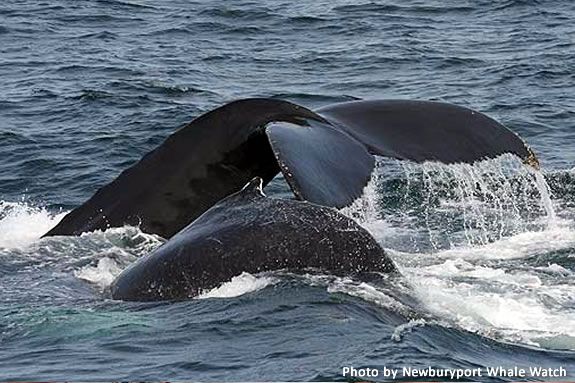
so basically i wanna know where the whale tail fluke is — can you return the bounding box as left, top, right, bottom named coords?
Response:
left=266, top=99, right=537, bottom=209
left=44, top=98, right=537, bottom=239
left=43, top=99, right=319, bottom=239
left=317, top=99, right=534, bottom=165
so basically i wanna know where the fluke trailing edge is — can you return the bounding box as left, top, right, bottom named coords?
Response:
left=111, top=177, right=396, bottom=301
left=44, top=98, right=537, bottom=239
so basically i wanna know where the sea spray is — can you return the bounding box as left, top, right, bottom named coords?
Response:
left=0, top=201, right=67, bottom=248
left=351, top=155, right=561, bottom=250
left=529, top=167, right=558, bottom=228
left=339, top=167, right=380, bottom=223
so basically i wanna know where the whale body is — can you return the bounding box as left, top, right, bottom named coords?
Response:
left=110, top=177, right=395, bottom=301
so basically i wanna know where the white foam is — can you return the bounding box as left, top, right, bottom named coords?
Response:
left=354, top=159, right=575, bottom=350
left=318, top=274, right=415, bottom=318
left=430, top=225, right=575, bottom=261
left=406, top=269, right=575, bottom=349
left=538, top=263, right=572, bottom=275
left=72, top=228, right=163, bottom=288
left=390, top=227, right=575, bottom=349
left=197, top=272, right=276, bottom=299
left=0, top=201, right=67, bottom=248
left=391, top=319, right=427, bottom=342
left=327, top=279, right=397, bottom=307
left=75, top=256, right=124, bottom=288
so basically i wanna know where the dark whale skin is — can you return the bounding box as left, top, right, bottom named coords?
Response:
left=317, top=99, right=534, bottom=164
left=44, top=99, right=320, bottom=239
left=110, top=178, right=396, bottom=301
left=45, top=98, right=537, bottom=240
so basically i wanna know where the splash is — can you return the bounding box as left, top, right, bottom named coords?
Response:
left=381, top=155, right=559, bottom=249
left=341, top=155, right=575, bottom=350
left=339, top=155, right=561, bottom=252
left=72, top=227, right=164, bottom=288
left=197, top=272, right=276, bottom=299
left=530, top=167, right=558, bottom=228
left=339, top=173, right=379, bottom=223
left=75, top=256, right=125, bottom=288
left=0, top=201, right=67, bottom=248
left=417, top=157, right=555, bottom=245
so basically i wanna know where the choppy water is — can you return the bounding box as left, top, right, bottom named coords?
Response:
left=1, top=0, right=574, bottom=381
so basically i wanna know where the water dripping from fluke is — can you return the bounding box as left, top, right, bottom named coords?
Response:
left=344, top=155, right=563, bottom=253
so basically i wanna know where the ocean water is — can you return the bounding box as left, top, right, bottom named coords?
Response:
left=1, top=0, right=574, bottom=381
